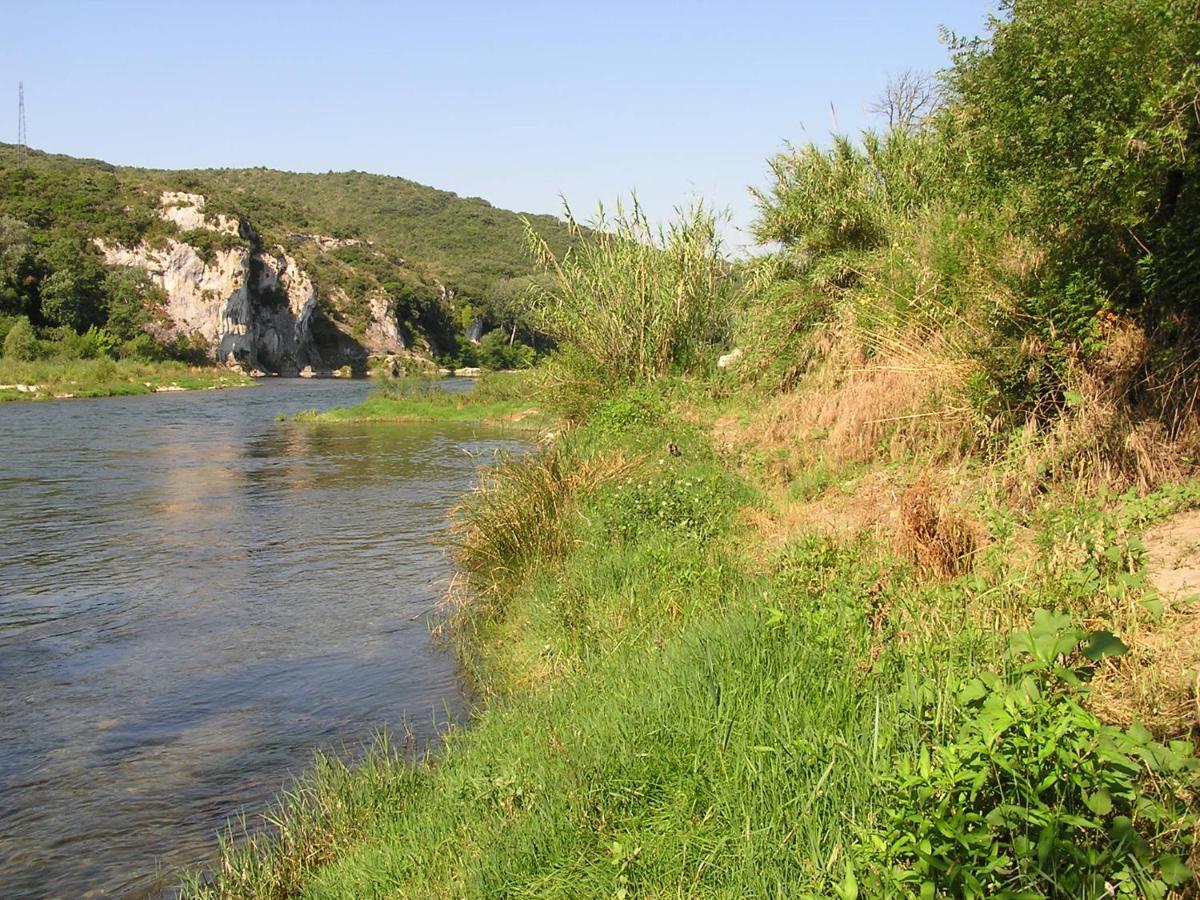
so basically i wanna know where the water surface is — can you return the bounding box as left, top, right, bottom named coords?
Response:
left=0, top=379, right=524, bottom=897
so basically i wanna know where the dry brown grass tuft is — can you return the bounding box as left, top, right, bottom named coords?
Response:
left=1008, top=321, right=1198, bottom=498
left=1088, top=612, right=1200, bottom=742
left=896, top=475, right=978, bottom=579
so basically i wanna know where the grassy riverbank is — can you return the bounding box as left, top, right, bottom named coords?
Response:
left=293, top=372, right=548, bottom=429
left=187, top=4, right=1200, bottom=896
left=0, top=357, right=252, bottom=400
left=190, top=375, right=1200, bottom=899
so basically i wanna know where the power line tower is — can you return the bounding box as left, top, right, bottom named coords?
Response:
left=17, top=82, right=27, bottom=166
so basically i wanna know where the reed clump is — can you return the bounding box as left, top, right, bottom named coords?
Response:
left=522, top=197, right=734, bottom=387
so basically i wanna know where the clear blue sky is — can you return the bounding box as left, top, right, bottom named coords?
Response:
left=4, top=1, right=995, bottom=250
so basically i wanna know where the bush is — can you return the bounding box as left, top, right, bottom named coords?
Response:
left=475, top=330, right=537, bottom=370
left=0, top=314, right=19, bottom=346
left=118, top=333, right=166, bottom=362
left=946, top=0, right=1200, bottom=326
left=3, top=316, right=40, bottom=360
left=523, top=197, right=734, bottom=384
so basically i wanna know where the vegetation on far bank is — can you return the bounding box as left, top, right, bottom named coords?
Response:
left=186, top=0, right=1200, bottom=896
left=293, top=371, right=547, bottom=429
left=0, top=314, right=250, bottom=400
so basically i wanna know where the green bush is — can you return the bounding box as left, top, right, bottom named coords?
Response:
left=119, top=333, right=166, bottom=362
left=3, top=316, right=40, bottom=360
left=859, top=610, right=1198, bottom=898
left=475, top=330, right=537, bottom=370
left=946, top=0, right=1200, bottom=325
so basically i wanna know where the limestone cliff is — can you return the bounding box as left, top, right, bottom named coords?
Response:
left=97, top=193, right=409, bottom=375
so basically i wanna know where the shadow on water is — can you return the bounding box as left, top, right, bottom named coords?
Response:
left=0, top=379, right=525, bottom=897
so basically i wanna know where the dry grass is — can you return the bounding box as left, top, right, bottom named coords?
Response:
left=449, top=445, right=637, bottom=605
left=1089, top=508, right=1200, bottom=741
left=741, top=468, right=902, bottom=556
left=1089, top=610, right=1200, bottom=741
left=896, top=475, right=979, bottom=579
left=1010, top=321, right=1200, bottom=498
left=734, top=324, right=977, bottom=471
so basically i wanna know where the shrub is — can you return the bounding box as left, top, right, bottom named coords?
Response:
left=945, top=0, right=1200, bottom=322
left=3, top=316, right=40, bottom=360
left=475, top=330, right=536, bottom=370
left=119, top=333, right=166, bottom=362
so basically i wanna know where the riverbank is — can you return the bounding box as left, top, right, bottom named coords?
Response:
left=185, top=373, right=1200, bottom=898
left=0, top=357, right=253, bottom=401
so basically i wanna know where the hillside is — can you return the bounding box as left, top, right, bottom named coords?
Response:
left=0, top=144, right=573, bottom=373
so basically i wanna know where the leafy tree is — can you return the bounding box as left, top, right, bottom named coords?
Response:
left=102, top=266, right=163, bottom=340
left=476, top=329, right=537, bottom=370
left=945, top=0, right=1200, bottom=318
left=39, top=269, right=90, bottom=330
left=0, top=215, right=38, bottom=316
left=3, top=315, right=39, bottom=360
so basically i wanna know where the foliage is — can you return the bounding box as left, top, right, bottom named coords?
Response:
left=945, top=0, right=1200, bottom=320
left=860, top=610, right=1197, bottom=898
left=524, top=197, right=734, bottom=384
left=102, top=267, right=163, bottom=341
left=3, top=315, right=39, bottom=360
left=753, top=129, right=949, bottom=255
left=474, top=329, right=537, bottom=370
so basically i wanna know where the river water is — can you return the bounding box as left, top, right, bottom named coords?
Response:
left=0, top=379, right=525, bottom=898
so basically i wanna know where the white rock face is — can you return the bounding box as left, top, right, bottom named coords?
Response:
left=98, top=238, right=248, bottom=346
left=364, top=293, right=406, bottom=355
left=95, top=192, right=411, bottom=375
left=158, top=191, right=240, bottom=236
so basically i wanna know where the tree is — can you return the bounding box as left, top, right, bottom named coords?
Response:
left=102, top=267, right=163, bottom=340
left=0, top=216, right=38, bottom=317
left=870, top=69, right=942, bottom=132
left=3, top=316, right=39, bottom=360
left=39, top=269, right=88, bottom=330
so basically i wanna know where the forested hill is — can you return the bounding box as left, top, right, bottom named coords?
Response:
left=0, top=143, right=573, bottom=368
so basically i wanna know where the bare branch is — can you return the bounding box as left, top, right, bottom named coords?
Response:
left=870, top=69, right=943, bottom=132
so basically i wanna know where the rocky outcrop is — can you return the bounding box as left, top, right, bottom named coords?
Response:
left=95, top=193, right=411, bottom=375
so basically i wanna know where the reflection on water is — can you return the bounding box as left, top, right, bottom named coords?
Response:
left=0, top=380, right=525, bottom=897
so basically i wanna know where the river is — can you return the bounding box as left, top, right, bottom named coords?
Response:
left=0, top=379, right=526, bottom=897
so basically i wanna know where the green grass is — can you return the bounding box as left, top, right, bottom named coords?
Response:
left=183, top=377, right=1200, bottom=898
left=0, top=356, right=252, bottom=400
left=294, top=372, right=548, bottom=429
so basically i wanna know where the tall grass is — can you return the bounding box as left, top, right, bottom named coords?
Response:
left=522, top=197, right=734, bottom=385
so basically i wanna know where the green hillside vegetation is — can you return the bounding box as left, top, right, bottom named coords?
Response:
left=0, top=143, right=574, bottom=372
left=183, top=1, right=1200, bottom=896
